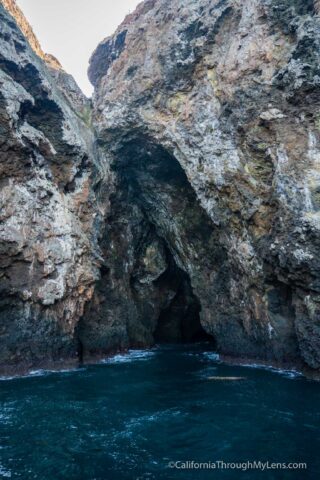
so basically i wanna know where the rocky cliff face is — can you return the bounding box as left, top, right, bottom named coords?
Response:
left=87, top=0, right=320, bottom=371
left=2, top=0, right=320, bottom=375
left=0, top=0, right=61, bottom=68
left=0, top=0, right=108, bottom=374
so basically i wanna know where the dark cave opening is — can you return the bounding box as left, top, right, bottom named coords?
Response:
left=154, top=285, right=212, bottom=344
left=78, top=136, right=217, bottom=358
left=112, top=137, right=215, bottom=346
left=77, top=337, right=84, bottom=365
left=152, top=248, right=212, bottom=344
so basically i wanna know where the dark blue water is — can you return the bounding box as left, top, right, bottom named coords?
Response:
left=1, top=344, right=320, bottom=480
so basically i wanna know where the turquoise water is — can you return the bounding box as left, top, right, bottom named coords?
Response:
left=1, top=344, right=320, bottom=480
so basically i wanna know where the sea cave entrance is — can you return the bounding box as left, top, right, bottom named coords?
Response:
left=112, top=137, right=215, bottom=346
left=79, top=136, right=217, bottom=357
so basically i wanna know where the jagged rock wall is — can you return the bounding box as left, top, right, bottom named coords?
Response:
left=2, top=0, right=320, bottom=374
left=0, top=1, right=109, bottom=374
left=88, top=0, right=320, bottom=370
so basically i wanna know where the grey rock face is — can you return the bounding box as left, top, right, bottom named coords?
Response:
left=2, top=0, right=320, bottom=375
left=0, top=1, right=108, bottom=374
left=88, top=0, right=320, bottom=370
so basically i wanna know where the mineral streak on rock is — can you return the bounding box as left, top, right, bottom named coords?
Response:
left=1, top=0, right=320, bottom=375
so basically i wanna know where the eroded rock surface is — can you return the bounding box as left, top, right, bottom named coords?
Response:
left=88, top=0, right=320, bottom=370
left=0, top=0, right=108, bottom=374
left=2, top=0, right=320, bottom=375
left=1, top=0, right=61, bottom=68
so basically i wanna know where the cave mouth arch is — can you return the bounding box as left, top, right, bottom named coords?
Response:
left=113, top=136, right=216, bottom=345
left=79, top=136, right=217, bottom=358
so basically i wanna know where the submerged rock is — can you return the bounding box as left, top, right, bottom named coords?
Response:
left=1, top=0, right=320, bottom=374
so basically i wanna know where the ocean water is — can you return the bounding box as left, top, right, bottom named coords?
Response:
left=1, top=344, right=320, bottom=480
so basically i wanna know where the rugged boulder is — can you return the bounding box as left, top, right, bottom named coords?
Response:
left=87, top=0, right=320, bottom=371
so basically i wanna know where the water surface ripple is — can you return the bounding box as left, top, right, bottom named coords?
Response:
left=1, top=344, right=319, bottom=479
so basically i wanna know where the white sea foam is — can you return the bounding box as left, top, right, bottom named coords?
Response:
left=0, top=465, right=11, bottom=478
left=0, top=367, right=84, bottom=382
left=183, top=351, right=221, bottom=361
left=200, top=352, right=302, bottom=379
left=240, top=363, right=303, bottom=379
left=101, top=349, right=156, bottom=364
left=28, top=368, right=82, bottom=377
left=29, top=369, right=49, bottom=377
left=202, top=352, right=221, bottom=361
left=0, top=376, right=17, bottom=382
left=0, top=413, right=11, bottom=426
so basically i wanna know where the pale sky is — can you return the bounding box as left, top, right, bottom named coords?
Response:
left=16, top=0, right=141, bottom=96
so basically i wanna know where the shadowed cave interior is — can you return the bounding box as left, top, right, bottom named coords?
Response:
left=151, top=247, right=211, bottom=343
left=78, top=138, right=215, bottom=357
